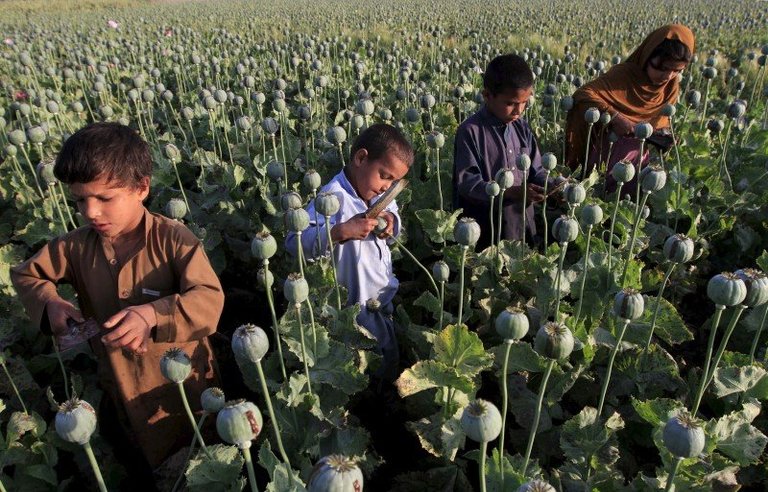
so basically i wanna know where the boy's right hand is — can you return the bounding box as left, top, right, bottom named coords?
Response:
left=331, top=214, right=379, bottom=242
left=46, top=297, right=84, bottom=336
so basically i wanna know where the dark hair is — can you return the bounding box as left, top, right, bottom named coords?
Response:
left=483, top=54, right=534, bottom=94
left=649, top=39, right=692, bottom=65
left=350, top=123, right=414, bottom=166
left=54, top=122, right=152, bottom=188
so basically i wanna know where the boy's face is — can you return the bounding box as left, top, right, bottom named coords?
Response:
left=483, top=87, right=533, bottom=123
left=69, top=175, right=149, bottom=241
left=348, top=149, right=410, bottom=202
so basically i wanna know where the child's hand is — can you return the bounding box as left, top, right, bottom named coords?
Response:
left=611, top=113, right=634, bottom=136
left=376, top=212, right=395, bottom=238
left=102, top=304, right=157, bottom=354
left=331, top=214, right=379, bottom=242
left=46, top=297, right=84, bottom=335
left=504, top=184, right=546, bottom=204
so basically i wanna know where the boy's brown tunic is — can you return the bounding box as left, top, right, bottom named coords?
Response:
left=11, top=209, right=224, bottom=467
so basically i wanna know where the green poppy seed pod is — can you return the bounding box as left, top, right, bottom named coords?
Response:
left=541, top=152, right=557, bottom=171
left=432, top=261, right=450, bottom=283
left=663, top=414, right=705, bottom=459
left=257, top=268, right=274, bottom=290
left=280, top=191, right=303, bottom=211
left=141, top=89, right=155, bottom=103
left=297, top=105, right=311, bottom=121
left=552, top=215, right=579, bottom=244
left=460, top=399, right=502, bottom=443
left=216, top=399, right=262, bottom=449
left=633, top=122, right=653, bottom=140
left=201, top=387, right=226, bottom=413
left=426, top=131, right=445, bottom=149
left=231, top=324, right=269, bottom=363
left=272, top=99, right=287, bottom=113
left=163, top=143, right=181, bottom=163
left=253, top=92, right=266, bottom=105
left=580, top=204, right=603, bottom=226
left=349, top=115, right=364, bottom=130
left=495, top=307, right=529, bottom=341
left=734, top=269, right=768, bottom=307
left=160, top=348, right=192, bottom=383
left=307, top=455, right=364, bottom=492
left=99, top=105, right=114, bottom=119
left=285, top=208, right=310, bottom=232
left=517, top=480, right=557, bottom=492
left=485, top=181, right=500, bottom=197
left=495, top=169, right=515, bottom=189
left=304, top=170, right=322, bottom=191
left=355, top=99, right=375, bottom=116
left=236, top=116, right=252, bottom=131
left=316, top=192, right=341, bottom=217
left=599, top=112, right=612, bottom=126
left=707, top=272, right=747, bottom=307
left=266, top=160, right=284, bottom=181
left=8, top=129, right=27, bottom=146
left=611, top=160, right=635, bottom=184
left=251, top=232, right=277, bottom=260
left=326, top=126, right=347, bottom=145
left=165, top=198, right=187, bottom=220
left=663, top=234, right=694, bottom=264
left=707, top=119, right=725, bottom=135
left=727, top=101, right=746, bottom=119
left=454, top=217, right=481, bottom=247
left=702, top=67, right=718, bottom=80
left=181, top=106, right=194, bottom=121
left=261, top=117, right=279, bottom=135
left=37, top=162, right=57, bottom=187
left=686, top=90, right=701, bottom=107
left=613, top=288, right=645, bottom=320
left=420, top=94, right=436, bottom=110
left=405, top=107, right=421, bottom=123
left=284, top=273, right=309, bottom=305
left=534, top=322, right=574, bottom=359
left=564, top=183, right=586, bottom=206
left=515, top=154, right=531, bottom=171
left=640, top=164, right=667, bottom=193
left=560, top=96, right=574, bottom=111
left=27, top=126, right=46, bottom=144
left=4, top=145, right=17, bottom=157
left=660, top=103, right=676, bottom=117
left=584, top=107, right=600, bottom=124
left=55, top=398, right=97, bottom=445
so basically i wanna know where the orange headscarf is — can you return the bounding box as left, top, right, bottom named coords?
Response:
left=565, top=25, right=696, bottom=169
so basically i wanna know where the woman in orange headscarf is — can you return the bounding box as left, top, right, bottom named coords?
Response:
left=565, top=25, right=695, bottom=192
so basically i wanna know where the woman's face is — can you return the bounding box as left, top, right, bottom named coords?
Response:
left=646, top=57, right=688, bottom=86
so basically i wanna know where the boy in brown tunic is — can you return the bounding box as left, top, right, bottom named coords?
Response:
left=10, top=123, right=224, bottom=471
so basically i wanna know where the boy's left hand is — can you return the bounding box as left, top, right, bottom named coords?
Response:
left=376, top=212, right=395, bottom=238
left=102, top=304, right=157, bottom=354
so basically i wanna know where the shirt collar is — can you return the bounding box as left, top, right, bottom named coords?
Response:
left=338, top=169, right=363, bottom=201
left=480, top=105, right=513, bottom=129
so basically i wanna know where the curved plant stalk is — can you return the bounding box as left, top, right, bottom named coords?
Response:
left=646, top=263, right=677, bottom=349
left=521, top=358, right=556, bottom=477
left=597, top=318, right=631, bottom=416
left=57, top=181, right=77, bottom=228
left=435, top=147, right=443, bottom=212
left=697, top=305, right=747, bottom=410
left=573, top=225, right=594, bottom=325
left=337, top=143, right=346, bottom=167
left=488, top=195, right=496, bottom=251
left=552, top=242, right=569, bottom=321
left=242, top=446, right=260, bottom=492
left=323, top=218, right=343, bottom=312
left=390, top=236, right=439, bottom=297
left=83, top=441, right=108, bottom=492
left=177, top=382, right=212, bottom=459
left=620, top=191, right=651, bottom=287
left=295, top=231, right=307, bottom=279
left=541, top=173, right=550, bottom=251
left=295, top=304, right=314, bottom=398
left=606, top=184, right=624, bottom=279
left=719, top=119, right=734, bottom=190
left=498, top=340, right=514, bottom=476
left=171, top=413, right=207, bottom=492
left=255, top=360, right=291, bottom=467
left=48, top=187, right=70, bottom=233
left=19, top=145, right=46, bottom=201
left=0, top=357, right=28, bottom=414
left=170, top=160, right=191, bottom=218
left=634, top=139, right=646, bottom=210
left=438, top=280, right=445, bottom=330
left=520, top=170, right=528, bottom=252
left=51, top=336, right=70, bottom=400
left=664, top=457, right=683, bottom=492
left=457, top=246, right=469, bottom=326
left=496, top=189, right=505, bottom=247
left=669, top=120, right=684, bottom=232
left=691, top=305, right=726, bottom=416
left=749, top=304, right=768, bottom=365
left=700, top=78, right=713, bottom=129
left=263, top=259, right=288, bottom=381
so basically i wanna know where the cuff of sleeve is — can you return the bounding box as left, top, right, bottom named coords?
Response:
left=151, top=296, right=177, bottom=343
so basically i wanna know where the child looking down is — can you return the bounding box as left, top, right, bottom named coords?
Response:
left=11, top=123, right=224, bottom=474
left=286, top=123, right=413, bottom=379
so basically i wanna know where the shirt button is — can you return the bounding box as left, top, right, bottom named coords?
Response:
left=109, top=258, right=117, bottom=265
left=120, top=289, right=130, bottom=299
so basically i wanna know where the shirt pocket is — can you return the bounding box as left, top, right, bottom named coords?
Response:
left=130, top=281, right=175, bottom=304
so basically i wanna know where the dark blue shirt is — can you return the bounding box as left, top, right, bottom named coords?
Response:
left=452, top=106, right=546, bottom=246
